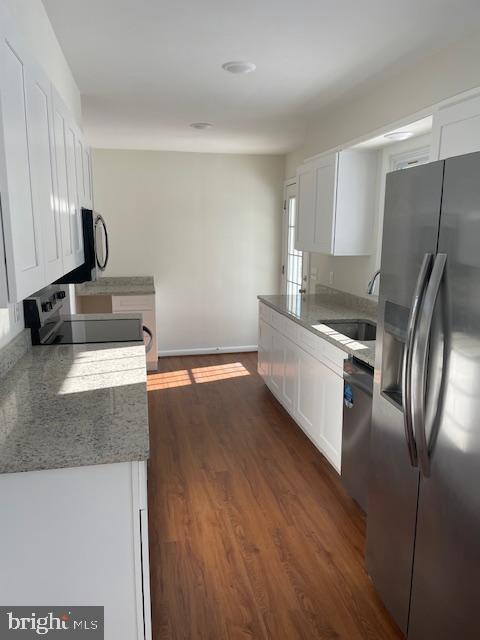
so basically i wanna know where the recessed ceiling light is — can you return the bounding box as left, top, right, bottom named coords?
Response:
left=384, top=131, right=414, bottom=141
left=190, top=122, right=213, bottom=130
left=222, top=61, right=256, bottom=74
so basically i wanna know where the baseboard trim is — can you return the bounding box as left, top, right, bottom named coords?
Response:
left=158, top=345, right=258, bottom=357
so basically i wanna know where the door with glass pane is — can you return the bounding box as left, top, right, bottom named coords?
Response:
left=282, top=182, right=309, bottom=296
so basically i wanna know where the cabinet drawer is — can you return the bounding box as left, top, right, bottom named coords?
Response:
left=296, top=324, right=320, bottom=358
left=271, top=309, right=285, bottom=333
left=112, top=294, right=155, bottom=311
left=283, top=316, right=298, bottom=342
left=259, top=302, right=272, bottom=325
left=318, top=340, right=346, bottom=375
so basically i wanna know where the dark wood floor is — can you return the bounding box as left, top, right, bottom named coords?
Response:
left=147, top=352, right=402, bottom=640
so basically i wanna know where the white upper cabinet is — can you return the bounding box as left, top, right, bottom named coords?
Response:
left=431, top=92, right=480, bottom=160
left=295, top=150, right=376, bottom=256
left=26, top=63, right=64, bottom=285
left=84, top=147, right=93, bottom=209
left=52, top=90, right=84, bottom=275
left=76, top=135, right=93, bottom=209
left=0, top=11, right=49, bottom=301
left=0, top=5, right=90, bottom=303
left=296, top=163, right=317, bottom=252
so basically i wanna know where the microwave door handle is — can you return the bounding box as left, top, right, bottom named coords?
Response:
left=401, top=253, right=432, bottom=467
left=95, top=214, right=109, bottom=271
left=411, top=253, right=447, bottom=478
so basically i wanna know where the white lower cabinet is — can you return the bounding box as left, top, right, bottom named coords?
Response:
left=318, top=363, right=344, bottom=470
left=0, top=461, right=152, bottom=640
left=296, top=346, right=321, bottom=438
left=270, top=327, right=285, bottom=398
left=258, top=302, right=345, bottom=473
left=258, top=318, right=272, bottom=381
left=112, top=294, right=158, bottom=371
left=282, top=335, right=297, bottom=413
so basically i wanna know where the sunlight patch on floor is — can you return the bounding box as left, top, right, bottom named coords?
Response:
left=191, top=362, right=250, bottom=384
left=147, top=362, right=250, bottom=391
left=147, top=369, right=192, bottom=390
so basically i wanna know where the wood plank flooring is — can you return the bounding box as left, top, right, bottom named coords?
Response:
left=147, top=352, right=402, bottom=640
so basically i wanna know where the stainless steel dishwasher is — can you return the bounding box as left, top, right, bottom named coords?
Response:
left=342, top=356, right=373, bottom=513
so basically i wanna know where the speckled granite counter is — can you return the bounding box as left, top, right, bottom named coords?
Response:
left=258, top=287, right=378, bottom=367
left=76, top=276, right=155, bottom=297
left=0, top=339, right=149, bottom=474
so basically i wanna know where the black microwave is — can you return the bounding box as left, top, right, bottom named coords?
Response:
left=56, top=208, right=109, bottom=284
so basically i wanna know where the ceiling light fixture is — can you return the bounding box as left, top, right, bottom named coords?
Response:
left=384, top=131, right=414, bottom=141
left=190, top=122, right=213, bottom=130
left=222, top=61, right=256, bottom=74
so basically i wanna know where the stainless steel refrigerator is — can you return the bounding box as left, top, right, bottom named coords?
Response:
left=367, top=151, right=480, bottom=639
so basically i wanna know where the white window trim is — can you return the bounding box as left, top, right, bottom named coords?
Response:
left=281, top=180, right=310, bottom=295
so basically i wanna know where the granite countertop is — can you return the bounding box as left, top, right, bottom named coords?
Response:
left=258, top=287, right=378, bottom=367
left=76, top=276, right=155, bottom=297
left=0, top=337, right=149, bottom=474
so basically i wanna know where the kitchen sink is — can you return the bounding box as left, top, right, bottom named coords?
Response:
left=323, top=319, right=376, bottom=341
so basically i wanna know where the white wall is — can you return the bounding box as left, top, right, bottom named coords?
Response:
left=0, top=0, right=82, bottom=349
left=92, top=149, right=284, bottom=354
left=287, top=27, right=480, bottom=298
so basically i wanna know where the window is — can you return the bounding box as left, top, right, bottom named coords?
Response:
left=282, top=183, right=308, bottom=298
left=390, top=146, right=430, bottom=171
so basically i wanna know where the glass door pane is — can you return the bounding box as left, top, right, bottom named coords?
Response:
left=285, top=195, right=304, bottom=296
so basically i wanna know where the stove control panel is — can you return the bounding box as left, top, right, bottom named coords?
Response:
left=23, top=285, right=69, bottom=331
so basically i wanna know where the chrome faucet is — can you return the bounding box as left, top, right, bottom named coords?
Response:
left=367, top=269, right=381, bottom=295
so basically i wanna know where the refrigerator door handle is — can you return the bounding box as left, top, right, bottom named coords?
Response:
left=411, top=253, right=447, bottom=477
left=401, top=253, right=433, bottom=467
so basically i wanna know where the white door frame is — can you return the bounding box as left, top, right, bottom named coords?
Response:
left=282, top=179, right=309, bottom=295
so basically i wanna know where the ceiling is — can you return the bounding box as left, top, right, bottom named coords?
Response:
left=42, top=0, right=480, bottom=154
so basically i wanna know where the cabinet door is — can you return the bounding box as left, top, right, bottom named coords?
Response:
left=258, top=319, right=272, bottom=381
left=270, top=328, right=284, bottom=398
left=431, top=92, right=480, bottom=160
left=296, top=346, right=321, bottom=440
left=313, top=158, right=336, bottom=253
left=75, top=133, right=94, bottom=210
left=282, top=334, right=297, bottom=413
left=0, top=462, right=150, bottom=640
left=0, top=17, right=46, bottom=300
left=26, top=64, right=63, bottom=283
left=295, top=163, right=316, bottom=252
left=52, top=91, right=84, bottom=274
left=83, top=146, right=93, bottom=208
left=65, top=121, right=84, bottom=269
left=75, top=133, right=86, bottom=208
left=295, top=154, right=337, bottom=254
left=318, top=365, right=343, bottom=472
